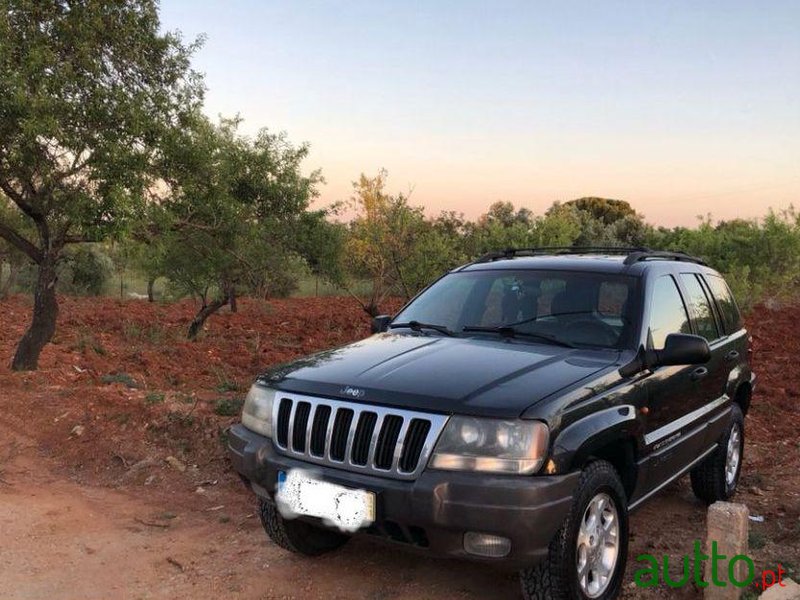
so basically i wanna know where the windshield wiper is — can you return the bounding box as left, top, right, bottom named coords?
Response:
left=462, top=325, right=575, bottom=348
left=389, top=320, right=456, bottom=337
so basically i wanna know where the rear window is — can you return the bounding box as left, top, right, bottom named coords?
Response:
left=704, top=274, right=743, bottom=334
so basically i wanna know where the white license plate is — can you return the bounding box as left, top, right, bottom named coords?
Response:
left=275, top=469, right=376, bottom=533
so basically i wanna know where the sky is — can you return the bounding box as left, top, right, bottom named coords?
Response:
left=159, top=1, right=799, bottom=227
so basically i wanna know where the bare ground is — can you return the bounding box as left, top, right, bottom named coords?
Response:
left=0, top=295, right=798, bottom=599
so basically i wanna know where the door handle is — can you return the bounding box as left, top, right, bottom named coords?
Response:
left=725, top=350, right=740, bottom=361
left=691, top=366, right=709, bottom=381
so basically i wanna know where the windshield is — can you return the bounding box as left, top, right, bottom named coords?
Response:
left=393, top=269, right=639, bottom=349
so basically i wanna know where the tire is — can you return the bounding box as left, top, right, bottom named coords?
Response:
left=520, top=460, right=629, bottom=600
left=258, top=497, right=349, bottom=556
left=690, top=403, right=744, bottom=504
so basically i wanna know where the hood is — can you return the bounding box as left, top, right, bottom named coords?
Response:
left=260, top=332, right=619, bottom=418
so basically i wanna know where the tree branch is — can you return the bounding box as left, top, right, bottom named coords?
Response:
left=0, top=221, right=42, bottom=264
left=0, top=178, right=44, bottom=222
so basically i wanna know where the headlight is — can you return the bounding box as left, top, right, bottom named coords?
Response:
left=241, top=384, right=277, bottom=437
left=430, top=417, right=549, bottom=475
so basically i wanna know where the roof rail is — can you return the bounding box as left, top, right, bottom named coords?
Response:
left=473, top=246, right=650, bottom=263
left=622, top=250, right=706, bottom=266
left=472, top=246, right=707, bottom=266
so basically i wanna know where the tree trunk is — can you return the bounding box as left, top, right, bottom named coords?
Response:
left=147, top=277, right=155, bottom=302
left=187, top=296, right=228, bottom=340
left=12, top=257, right=58, bottom=371
left=364, top=301, right=380, bottom=317
left=228, top=285, right=238, bottom=313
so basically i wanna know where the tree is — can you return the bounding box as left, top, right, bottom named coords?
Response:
left=562, top=197, right=639, bottom=225
left=293, top=209, right=347, bottom=294
left=154, top=117, right=321, bottom=339
left=0, top=0, right=202, bottom=369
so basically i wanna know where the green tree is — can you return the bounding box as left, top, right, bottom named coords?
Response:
left=562, top=197, right=639, bottom=225
left=294, top=209, right=347, bottom=293
left=345, top=171, right=444, bottom=314
left=154, top=117, right=321, bottom=338
left=0, top=0, right=202, bottom=369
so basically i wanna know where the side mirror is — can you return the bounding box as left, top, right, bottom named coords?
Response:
left=619, top=333, right=710, bottom=378
left=650, top=333, right=711, bottom=368
left=371, top=315, right=391, bottom=334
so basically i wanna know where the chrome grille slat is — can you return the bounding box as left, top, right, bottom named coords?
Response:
left=390, top=418, right=412, bottom=472
left=286, top=400, right=298, bottom=452
left=323, top=407, right=337, bottom=460
left=343, top=410, right=360, bottom=466
left=304, top=403, right=317, bottom=455
left=366, top=413, right=386, bottom=468
left=272, top=392, right=449, bottom=480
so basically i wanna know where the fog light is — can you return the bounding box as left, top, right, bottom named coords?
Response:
left=463, top=532, right=511, bottom=558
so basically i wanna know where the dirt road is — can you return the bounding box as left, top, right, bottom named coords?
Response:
left=1, top=427, right=526, bottom=600
left=0, top=426, right=716, bottom=600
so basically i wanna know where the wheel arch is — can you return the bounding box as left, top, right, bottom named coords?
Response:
left=733, top=380, right=752, bottom=415
left=550, top=405, right=639, bottom=500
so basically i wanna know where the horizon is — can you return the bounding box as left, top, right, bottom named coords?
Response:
left=159, top=1, right=799, bottom=227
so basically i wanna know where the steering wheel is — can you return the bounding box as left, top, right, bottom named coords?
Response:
left=563, top=318, right=619, bottom=347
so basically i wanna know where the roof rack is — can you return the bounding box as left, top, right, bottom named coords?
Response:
left=474, top=246, right=649, bottom=263
left=472, top=246, right=706, bottom=266
left=622, top=249, right=706, bottom=266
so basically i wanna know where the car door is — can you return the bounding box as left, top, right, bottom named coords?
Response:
left=700, top=273, right=750, bottom=442
left=641, top=274, right=709, bottom=491
left=677, top=272, right=728, bottom=407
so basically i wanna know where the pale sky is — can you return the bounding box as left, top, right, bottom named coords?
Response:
left=159, top=1, right=799, bottom=227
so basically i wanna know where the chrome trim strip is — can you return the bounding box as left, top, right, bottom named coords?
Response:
left=271, top=391, right=450, bottom=481
left=644, top=395, right=729, bottom=446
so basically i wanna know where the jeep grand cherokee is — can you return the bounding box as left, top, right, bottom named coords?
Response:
left=227, top=247, right=755, bottom=600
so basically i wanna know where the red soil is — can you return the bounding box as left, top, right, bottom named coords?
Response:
left=0, top=294, right=797, bottom=599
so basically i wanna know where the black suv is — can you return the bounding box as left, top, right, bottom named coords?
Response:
left=228, top=248, right=755, bottom=600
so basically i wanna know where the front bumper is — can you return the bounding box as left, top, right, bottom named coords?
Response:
left=228, top=423, right=578, bottom=568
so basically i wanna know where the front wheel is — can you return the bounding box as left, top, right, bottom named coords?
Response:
left=520, top=460, right=629, bottom=600
left=258, top=497, right=349, bottom=556
left=690, top=404, right=744, bottom=504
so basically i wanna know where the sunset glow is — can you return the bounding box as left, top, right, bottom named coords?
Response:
left=160, top=1, right=799, bottom=226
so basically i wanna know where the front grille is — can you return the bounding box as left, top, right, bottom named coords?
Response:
left=272, top=392, right=449, bottom=480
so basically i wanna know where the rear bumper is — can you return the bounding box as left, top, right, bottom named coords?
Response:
left=228, top=423, right=578, bottom=568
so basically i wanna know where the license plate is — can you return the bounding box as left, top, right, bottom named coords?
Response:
left=275, top=469, right=375, bottom=533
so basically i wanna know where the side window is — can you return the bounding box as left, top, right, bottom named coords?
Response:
left=679, top=273, right=720, bottom=342
left=704, top=274, right=743, bottom=334
left=648, top=276, right=692, bottom=349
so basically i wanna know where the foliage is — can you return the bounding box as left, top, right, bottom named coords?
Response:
left=562, top=197, right=639, bottom=224
left=344, top=171, right=452, bottom=314
left=0, top=0, right=203, bottom=369
left=645, top=208, right=800, bottom=308
left=149, top=116, right=322, bottom=337
left=61, top=245, right=114, bottom=296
